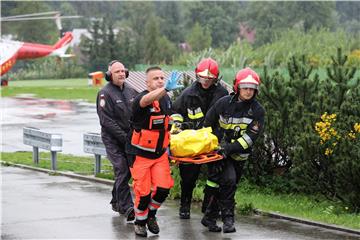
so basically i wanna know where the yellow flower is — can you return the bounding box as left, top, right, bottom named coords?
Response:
left=348, top=131, right=356, bottom=139
left=325, top=148, right=333, bottom=156
left=354, top=123, right=360, bottom=133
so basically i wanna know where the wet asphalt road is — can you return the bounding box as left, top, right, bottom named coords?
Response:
left=1, top=96, right=100, bottom=156
left=2, top=166, right=359, bottom=240
left=1, top=96, right=360, bottom=239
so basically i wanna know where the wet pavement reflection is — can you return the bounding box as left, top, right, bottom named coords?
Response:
left=1, top=96, right=100, bottom=156
left=2, top=166, right=359, bottom=240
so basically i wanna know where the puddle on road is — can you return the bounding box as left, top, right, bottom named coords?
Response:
left=10, top=96, right=95, bottom=120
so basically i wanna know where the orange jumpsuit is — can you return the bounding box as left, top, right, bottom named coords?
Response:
left=127, top=90, right=174, bottom=225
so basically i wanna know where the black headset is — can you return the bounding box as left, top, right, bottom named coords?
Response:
left=105, top=60, right=129, bottom=81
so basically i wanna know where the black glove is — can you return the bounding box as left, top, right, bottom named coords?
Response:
left=212, top=160, right=225, bottom=175
left=181, top=122, right=194, bottom=130
left=217, top=143, right=230, bottom=159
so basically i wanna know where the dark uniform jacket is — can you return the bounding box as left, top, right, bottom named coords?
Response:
left=173, top=82, right=228, bottom=129
left=204, top=93, right=265, bottom=161
left=96, top=82, right=137, bottom=148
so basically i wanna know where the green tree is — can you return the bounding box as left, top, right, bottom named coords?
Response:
left=289, top=2, right=336, bottom=32
left=143, top=16, right=178, bottom=64
left=336, top=1, right=360, bottom=23
left=80, top=19, right=107, bottom=71
left=116, top=27, right=139, bottom=68
left=185, top=2, right=241, bottom=48
left=155, top=2, right=185, bottom=43
left=186, top=22, right=212, bottom=52
left=293, top=49, right=360, bottom=212
left=58, top=2, right=81, bottom=31
left=245, top=2, right=336, bottom=46
left=3, top=1, right=58, bottom=44
left=120, top=2, right=157, bottom=64
left=251, top=49, right=360, bottom=212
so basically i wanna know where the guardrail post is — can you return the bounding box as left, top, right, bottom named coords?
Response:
left=33, top=146, right=39, bottom=165
left=51, top=151, right=57, bottom=170
left=83, top=133, right=107, bottom=176
left=23, top=127, right=62, bottom=170
left=95, top=154, right=101, bottom=175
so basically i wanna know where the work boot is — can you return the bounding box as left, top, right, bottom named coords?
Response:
left=201, top=194, right=221, bottom=232
left=223, top=217, right=236, bottom=233
left=147, top=216, right=160, bottom=234
left=179, top=204, right=190, bottom=219
left=134, top=224, right=147, bottom=237
left=111, top=202, right=119, bottom=213
left=220, top=200, right=236, bottom=233
left=201, top=216, right=222, bottom=232
left=125, top=207, right=135, bottom=221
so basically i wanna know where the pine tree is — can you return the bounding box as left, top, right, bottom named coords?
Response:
left=291, top=48, right=360, bottom=212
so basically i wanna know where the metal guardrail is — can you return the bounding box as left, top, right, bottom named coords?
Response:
left=83, top=132, right=106, bottom=175
left=23, top=127, right=62, bottom=170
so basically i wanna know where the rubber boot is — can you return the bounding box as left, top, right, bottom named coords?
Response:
left=179, top=196, right=191, bottom=219
left=201, top=195, right=221, bottom=232
left=222, top=215, right=236, bottom=233
left=221, top=200, right=236, bottom=233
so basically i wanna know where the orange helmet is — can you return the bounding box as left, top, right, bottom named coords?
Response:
left=233, top=67, right=260, bottom=93
left=195, top=58, right=219, bottom=79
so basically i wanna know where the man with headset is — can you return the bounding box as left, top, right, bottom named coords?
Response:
left=96, top=60, right=137, bottom=221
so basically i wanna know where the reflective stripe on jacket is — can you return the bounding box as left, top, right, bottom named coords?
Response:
left=130, top=91, right=173, bottom=159
left=173, top=82, right=228, bottom=130
left=204, top=94, right=265, bottom=160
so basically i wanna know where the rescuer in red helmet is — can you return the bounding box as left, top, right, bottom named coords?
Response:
left=171, top=58, right=228, bottom=231
left=203, top=67, right=265, bottom=233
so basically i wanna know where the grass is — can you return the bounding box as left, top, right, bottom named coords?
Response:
left=0, top=151, right=114, bottom=178
left=1, top=78, right=100, bottom=103
left=6, top=78, right=89, bottom=87
left=236, top=185, right=360, bottom=230
left=2, top=151, right=359, bottom=230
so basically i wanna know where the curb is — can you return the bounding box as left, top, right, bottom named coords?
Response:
left=254, top=210, right=360, bottom=236
left=0, top=161, right=114, bottom=186
left=2, top=161, right=360, bottom=236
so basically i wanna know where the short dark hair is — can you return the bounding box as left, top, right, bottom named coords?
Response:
left=146, top=66, right=162, bottom=74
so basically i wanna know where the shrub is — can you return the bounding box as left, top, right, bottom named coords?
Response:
left=250, top=49, right=360, bottom=212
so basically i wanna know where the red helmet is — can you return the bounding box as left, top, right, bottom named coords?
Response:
left=233, top=67, right=260, bottom=93
left=195, top=58, right=219, bottom=79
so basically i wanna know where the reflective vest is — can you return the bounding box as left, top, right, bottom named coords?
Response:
left=131, top=100, right=172, bottom=154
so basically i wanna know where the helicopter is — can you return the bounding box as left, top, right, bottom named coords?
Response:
left=0, top=11, right=81, bottom=84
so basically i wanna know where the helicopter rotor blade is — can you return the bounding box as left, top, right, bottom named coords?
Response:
left=1, top=15, right=82, bottom=22
left=1, top=11, right=60, bottom=20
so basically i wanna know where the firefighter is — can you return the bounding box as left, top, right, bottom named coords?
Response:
left=172, top=58, right=228, bottom=231
left=96, top=60, right=136, bottom=221
left=126, top=66, right=182, bottom=237
left=204, top=67, right=265, bottom=233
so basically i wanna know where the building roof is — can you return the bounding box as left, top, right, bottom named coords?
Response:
left=126, top=70, right=232, bottom=93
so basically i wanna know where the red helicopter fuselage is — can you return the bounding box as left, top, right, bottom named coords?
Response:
left=0, top=32, right=73, bottom=76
